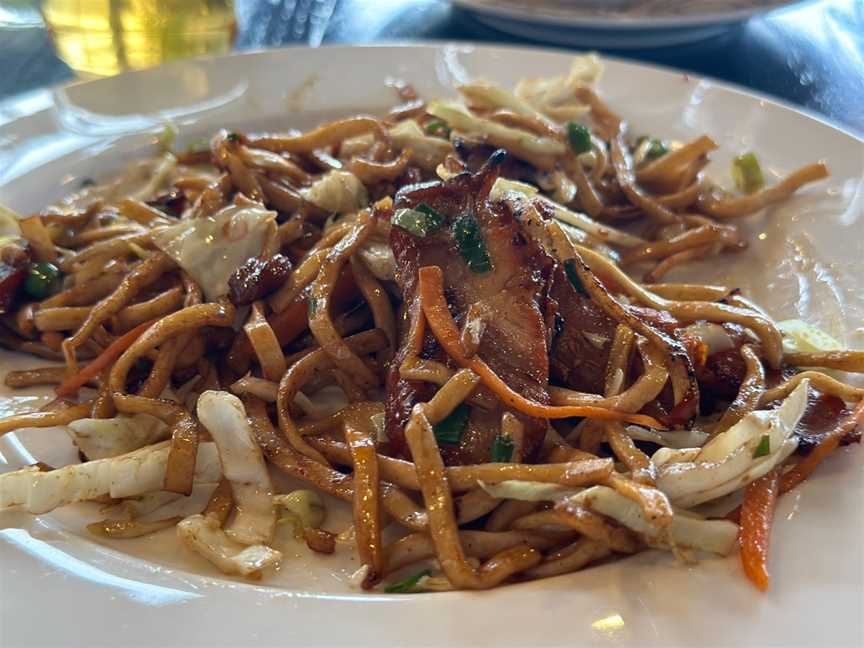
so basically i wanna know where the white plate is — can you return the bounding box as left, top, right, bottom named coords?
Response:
left=453, top=0, right=813, bottom=48
left=1, top=44, right=863, bottom=647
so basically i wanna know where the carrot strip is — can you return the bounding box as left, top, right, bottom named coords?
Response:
left=55, top=320, right=153, bottom=397
left=739, top=468, right=781, bottom=592
left=231, top=267, right=357, bottom=364
left=781, top=398, right=864, bottom=493
left=417, top=266, right=663, bottom=428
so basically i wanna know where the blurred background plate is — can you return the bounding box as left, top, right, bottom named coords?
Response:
left=452, top=0, right=815, bottom=47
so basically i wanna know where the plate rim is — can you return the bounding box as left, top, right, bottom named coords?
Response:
left=0, top=41, right=862, bottom=647
left=450, top=0, right=817, bottom=29
left=1, top=41, right=861, bottom=143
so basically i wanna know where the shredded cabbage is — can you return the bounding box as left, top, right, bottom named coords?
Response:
left=624, top=425, right=709, bottom=449
left=779, top=319, right=843, bottom=354
left=131, top=152, right=178, bottom=201
left=301, top=170, right=368, bottom=214
left=567, top=486, right=739, bottom=555
left=0, top=441, right=221, bottom=514
left=477, top=480, right=581, bottom=502
left=457, top=80, right=557, bottom=128
left=388, top=120, right=452, bottom=171
left=153, top=202, right=276, bottom=301
left=176, top=513, right=282, bottom=577
left=67, top=414, right=169, bottom=460
left=197, top=391, right=275, bottom=545
left=426, top=100, right=565, bottom=162
left=514, top=54, right=602, bottom=123
left=274, top=490, right=326, bottom=530
left=654, top=380, right=809, bottom=507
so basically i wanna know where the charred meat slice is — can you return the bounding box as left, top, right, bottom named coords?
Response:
left=795, top=392, right=860, bottom=453
left=548, top=265, right=617, bottom=394
left=386, top=153, right=553, bottom=464
left=0, top=240, right=31, bottom=314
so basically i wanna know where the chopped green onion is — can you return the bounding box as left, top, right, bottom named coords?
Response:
left=566, top=122, right=592, bottom=155
left=563, top=259, right=588, bottom=297
left=425, top=120, right=451, bottom=138
left=392, top=203, right=444, bottom=238
left=452, top=213, right=493, bottom=273
left=432, top=403, right=470, bottom=445
left=308, top=297, right=318, bottom=317
left=753, top=434, right=771, bottom=458
left=645, top=139, right=669, bottom=161
left=731, top=152, right=765, bottom=194
left=385, top=569, right=431, bottom=593
left=24, top=261, right=60, bottom=299
left=225, top=132, right=242, bottom=143
left=490, top=434, right=514, bottom=463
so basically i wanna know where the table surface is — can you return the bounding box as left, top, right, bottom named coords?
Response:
left=0, top=0, right=862, bottom=137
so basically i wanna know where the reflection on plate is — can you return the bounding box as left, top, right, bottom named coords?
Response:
left=453, top=0, right=813, bottom=48
left=0, top=44, right=862, bottom=647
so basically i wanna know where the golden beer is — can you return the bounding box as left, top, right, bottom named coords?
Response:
left=42, top=0, right=236, bottom=77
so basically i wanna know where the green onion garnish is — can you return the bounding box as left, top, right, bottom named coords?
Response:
left=566, top=122, right=593, bottom=155
left=425, top=120, right=450, bottom=138
left=24, top=261, right=61, bottom=299
left=753, top=434, right=771, bottom=458
left=385, top=569, right=431, bottom=593
left=563, top=259, right=588, bottom=297
left=225, top=132, right=241, bottom=143
left=452, top=213, right=492, bottom=273
left=432, top=403, right=470, bottom=445
left=308, top=297, right=318, bottom=317
left=645, top=139, right=669, bottom=161
left=732, top=152, right=765, bottom=194
left=392, top=204, right=445, bottom=238
left=490, top=434, right=514, bottom=463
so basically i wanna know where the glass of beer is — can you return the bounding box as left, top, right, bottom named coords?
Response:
left=41, top=0, right=236, bottom=78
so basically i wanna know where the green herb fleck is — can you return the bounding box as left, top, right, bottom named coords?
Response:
left=732, top=152, right=765, bottom=194
left=645, top=139, right=669, bottom=161
left=490, top=434, right=514, bottom=463
left=24, top=261, right=61, bottom=299
left=225, top=132, right=242, bottom=143
left=432, top=403, right=470, bottom=445
left=392, top=203, right=444, bottom=238
left=563, top=259, right=588, bottom=297
left=425, top=120, right=451, bottom=138
left=753, top=434, right=771, bottom=458
left=385, top=569, right=431, bottom=593
left=566, top=122, right=593, bottom=155
left=308, top=297, right=318, bottom=317
left=452, top=213, right=493, bottom=274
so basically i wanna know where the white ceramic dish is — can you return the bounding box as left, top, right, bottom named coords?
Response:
left=0, top=44, right=862, bottom=647
left=453, top=0, right=813, bottom=48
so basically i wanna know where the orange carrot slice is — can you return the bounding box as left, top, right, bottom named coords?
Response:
left=739, top=468, right=780, bottom=592
left=55, top=320, right=153, bottom=397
